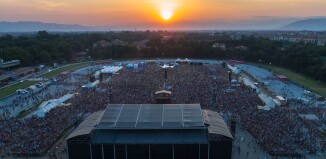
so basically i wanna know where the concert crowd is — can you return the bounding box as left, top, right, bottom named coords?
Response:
left=0, top=62, right=325, bottom=158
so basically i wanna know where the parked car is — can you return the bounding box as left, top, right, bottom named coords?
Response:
left=16, top=89, right=28, bottom=95
left=35, top=82, right=44, bottom=88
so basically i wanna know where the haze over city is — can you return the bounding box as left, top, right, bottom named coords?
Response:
left=1, top=0, right=326, bottom=29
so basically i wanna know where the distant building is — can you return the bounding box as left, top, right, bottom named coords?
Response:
left=0, top=59, right=20, bottom=69
left=75, top=51, right=87, bottom=57
left=270, top=36, right=288, bottom=41
left=317, top=36, right=326, bottom=46
left=110, top=39, right=128, bottom=46
left=212, top=43, right=226, bottom=50
left=288, top=36, right=303, bottom=43
left=234, top=46, right=247, bottom=50
left=230, top=35, right=242, bottom=40
left=0, top=59, right=21, bottom=83
left=93, top=40, right=110, bottom=48
left=131, top=39, right=149, bottom=50
left=285, top=35, right=318, bottom=44
left=93, top=39, right=128, bottom=48
left=162, top=35, right=173, bottom=41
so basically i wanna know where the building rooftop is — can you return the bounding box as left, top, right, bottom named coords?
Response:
left=0, top=59, right=20, bottom=68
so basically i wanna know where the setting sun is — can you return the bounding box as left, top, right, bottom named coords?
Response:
left=161, top=10, right=173, bottom=20
left=157, top=1, right=176, bottom=21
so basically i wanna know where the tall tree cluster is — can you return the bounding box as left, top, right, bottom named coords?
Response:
left=1, top=31, right=325, bottom=82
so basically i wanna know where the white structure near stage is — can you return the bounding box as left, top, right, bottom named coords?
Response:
left=175, top=58, right=191, bottom=63
left=100, top=66, right=123, bottom=74
left=243, top=77, right=259, bottom=92
left=227, top=64, right=241, bottom=75
left=82, top=80, right=100, bottom=89
left=35, top=94, right=74, bottom=117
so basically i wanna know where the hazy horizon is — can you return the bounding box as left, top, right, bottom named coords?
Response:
left=1, top=0, right=326, bottom=30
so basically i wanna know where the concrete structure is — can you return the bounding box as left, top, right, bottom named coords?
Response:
left=0, top=59, right=20, bottom=68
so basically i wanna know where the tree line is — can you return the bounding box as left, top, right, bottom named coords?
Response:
left=1, top=31, right=325, bottom=82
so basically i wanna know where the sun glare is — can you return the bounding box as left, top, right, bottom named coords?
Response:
left=158, top=2, right=176, bottom=21
left=161, top=10, right=173, bottom=20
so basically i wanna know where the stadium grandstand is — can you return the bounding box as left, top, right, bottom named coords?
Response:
left=0, top=58, right=20, bottom=84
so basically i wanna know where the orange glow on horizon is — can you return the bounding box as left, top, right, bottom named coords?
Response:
left=1, top=0, right=326, bottom=29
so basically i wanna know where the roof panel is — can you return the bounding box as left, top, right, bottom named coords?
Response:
left=204, top=109, right=233, bottom=139
left=96, top=104, right=205, bottom=129
left=163, top=105, right=183, bottom=128
left=136, top=104, right=162, bottom=128
left=115, top=104, right=140, bottom=128
left=67, top=111, right=104, bottom=140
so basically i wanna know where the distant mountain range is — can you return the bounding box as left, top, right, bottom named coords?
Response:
left=0, top=21, right=92, bottom=32
left=281, top=18, right=326, bottom=31
left=0, top=18, right=326, bottom=32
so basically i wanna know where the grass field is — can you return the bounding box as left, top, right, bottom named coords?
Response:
left=257, top=64, right=326, bottom=97
left=38, top=62, right=91, bottom=78
left=0, top=62, right=92, bottom=99
left=0, top=81, right=39, bottom=99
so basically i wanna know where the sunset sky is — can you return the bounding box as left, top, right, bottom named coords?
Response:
left=0, top=0, right=326, bottom=29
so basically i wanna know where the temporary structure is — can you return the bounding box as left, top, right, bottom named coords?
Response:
left=100, top=66, right=123, bottom=73
left=227, top=64, right=241, bottom=75
left=82, top=80, right=100, bottom=89
left=35, top=94, right=74, bottom=117
left=126, top=63, right=133, bottom=69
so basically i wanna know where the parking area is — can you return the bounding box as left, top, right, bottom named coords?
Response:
left=236, top=64, right=325, bottom=107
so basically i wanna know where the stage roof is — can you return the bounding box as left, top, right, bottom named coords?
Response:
left=67, top=110, right=104, bottom=140
left=67, top=104, right=233, bottom=143
left=96, top=104, right=205, bottom=129
left=203, top=110, right=233, bottom=139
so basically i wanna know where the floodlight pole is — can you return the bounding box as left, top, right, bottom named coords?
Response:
left=164, top=68, right=167, bottom=89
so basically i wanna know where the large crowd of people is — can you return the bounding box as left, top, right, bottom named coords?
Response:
left=0, top=62, right=325, bottom=158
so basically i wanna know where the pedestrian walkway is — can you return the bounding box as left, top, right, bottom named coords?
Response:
left=232, top=124, right=271, bottom=159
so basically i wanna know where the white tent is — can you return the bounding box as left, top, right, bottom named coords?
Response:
left=133, top=64, right=139, bottom=69
left=273, top=99, right=281, bottom=106
left=184, top=58, right=191, bottom=62
left=126, top=63, right=134, bottom=69
left=82, top=80, right=100, bottom=89
left=35, top=94, right=74, bottom=117
left=94, top=71, right=100, bottom=78
left=227, top=64, right=241, bottom=74
left=28, top=85, right=37, bottom=91
left=243, top=78, right=258, bottom=92
left=90, top=80, right=100, bottom=87
left=258, top=93, right=276, bottom=109
left=298, top=114, right=319, bottom=120
left=175, top=58, right=191, bottom=63
left=101, top=66, right=123, bottom=73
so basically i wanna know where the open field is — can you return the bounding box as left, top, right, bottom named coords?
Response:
left=38, top=62, right=91, bottom=78
left=0, top=62, right=92, bottom=99
left=0, top=81, right=38, bottom=99
left=257, top=63, right=326, bottom=97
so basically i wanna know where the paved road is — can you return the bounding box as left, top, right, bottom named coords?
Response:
left=232, top=124, right=270, bottom=159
